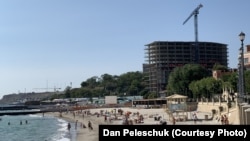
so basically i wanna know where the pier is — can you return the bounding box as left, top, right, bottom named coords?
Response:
left=0, top=104, right=67, bottom=116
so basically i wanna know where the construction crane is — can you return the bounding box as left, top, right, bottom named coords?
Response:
left=183, top=4, right=203, bottom=63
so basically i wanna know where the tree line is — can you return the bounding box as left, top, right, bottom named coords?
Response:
left=167, top=63, right=249, bottom=99
left=51, top=64, right=250, bottom=100
left=51, top=71, right=149, bottom=100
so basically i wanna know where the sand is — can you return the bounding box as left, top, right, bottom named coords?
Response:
left=46, top=107, right=238, bottom=141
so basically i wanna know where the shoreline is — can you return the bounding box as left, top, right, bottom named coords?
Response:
left=45, top=107, right=168, bottom=141
left=45, top=107, right=237, bottom=141
left=45, top=110, right=103, bottom=141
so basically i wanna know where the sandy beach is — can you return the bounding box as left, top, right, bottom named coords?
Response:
left=46, top=107, right=238, bottom=141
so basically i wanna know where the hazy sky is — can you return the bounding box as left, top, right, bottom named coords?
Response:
left=0, top=0, right=249, bottom=99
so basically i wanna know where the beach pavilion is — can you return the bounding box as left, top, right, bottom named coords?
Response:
left=165, top=94, right=188, bottom=121
left=131, top=94, right=188, bottom=109
left=132, top=98, right=167, bottom=108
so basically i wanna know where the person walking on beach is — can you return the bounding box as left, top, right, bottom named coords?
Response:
left=172, top=117, right=176, bottom=125
left=88, top=121, right=93, bottom=130
left=220, top=115, right=224, bottom=125
left=223, top=115, right=229, bottom=125
left=82, top=123, right=86, bottom=128
left=75, top=120, right=78, bottom=129
left=67, top=123, right=71, bottom=131
left=193, top=113, right=197, bottom=124
left=104, top=115, right=107, bottom=122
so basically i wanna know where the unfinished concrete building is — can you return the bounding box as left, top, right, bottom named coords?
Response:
left=143, top=41, right=228, bottom=96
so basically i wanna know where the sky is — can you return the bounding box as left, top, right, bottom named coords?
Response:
left=0, top=0, right=249, bottom=99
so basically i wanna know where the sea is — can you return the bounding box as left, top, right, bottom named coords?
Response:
left=0, top=114, right=77, bottom=141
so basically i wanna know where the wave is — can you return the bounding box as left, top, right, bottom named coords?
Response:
left=28, top=114, right=43, bottom=118
left=52, top=117, right=73, bottom=141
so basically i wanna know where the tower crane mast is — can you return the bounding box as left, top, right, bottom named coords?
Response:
left=183, top=4, right=203, bottom=63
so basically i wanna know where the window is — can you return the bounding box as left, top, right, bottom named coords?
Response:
left=244, top=58, right=249, bottom=64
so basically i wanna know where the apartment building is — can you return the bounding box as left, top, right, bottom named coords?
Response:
left=245, top=45, right=250, bottom=70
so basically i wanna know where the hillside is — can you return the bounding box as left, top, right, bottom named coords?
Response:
left=0, top=92, right=61, bottom=104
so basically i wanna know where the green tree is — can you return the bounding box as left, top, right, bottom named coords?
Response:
left=75, top=71, right=146, bottom=98
left=100, top=74, right=117, bottom=95
left=167, top=64, right=209, bottom=97
left=221, top=72, right=238, bottom=93
left=245, top=70, right=250, bottom=94
left=64, top=86, right=71, bottom=98
left=84, top=76, right=99, bottom=89
left=212, top=63, right=228, bottom=71
left=189, top=77, right=222, bottom=99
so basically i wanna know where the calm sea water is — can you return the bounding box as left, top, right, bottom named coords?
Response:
left=0, top=114, right=77, bottom=141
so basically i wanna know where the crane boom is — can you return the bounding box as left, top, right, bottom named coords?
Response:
left=183, top=4, right=203, bottom=26
left=183, top=4, right=203, bottom=63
